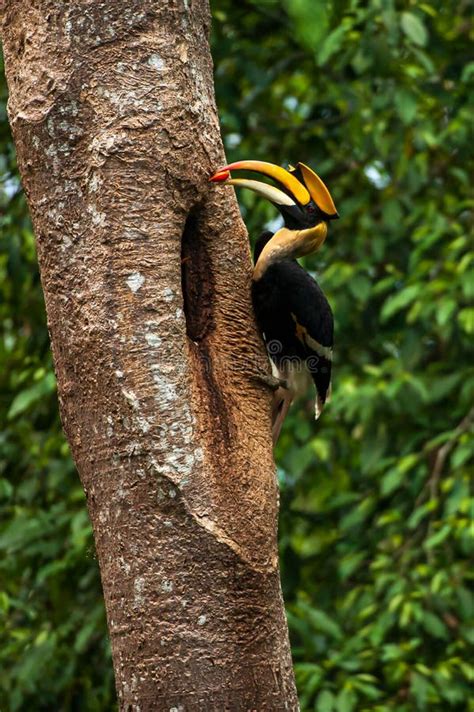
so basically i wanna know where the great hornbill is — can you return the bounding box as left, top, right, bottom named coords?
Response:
left=210, top=160, right=338, bottom=442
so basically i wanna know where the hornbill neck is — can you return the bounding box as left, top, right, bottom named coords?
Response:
left=253, top=223, right=328, bottom=281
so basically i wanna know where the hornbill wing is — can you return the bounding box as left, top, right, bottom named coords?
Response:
left=252, top=254, right=333, bottom=424
left=283, top=262, right=333, bottom=417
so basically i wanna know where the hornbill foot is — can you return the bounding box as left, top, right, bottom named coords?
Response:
left=251, top=372, right=289, bottom=391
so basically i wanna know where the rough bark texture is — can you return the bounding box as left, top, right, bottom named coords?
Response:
left=1, top=1, right=298, bottom=709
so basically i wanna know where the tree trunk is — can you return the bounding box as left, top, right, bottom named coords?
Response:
left=1, top=1, right=298, bottom=709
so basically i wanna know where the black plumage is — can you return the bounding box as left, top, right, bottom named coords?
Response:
left=252, top=231, right=333, bottom=418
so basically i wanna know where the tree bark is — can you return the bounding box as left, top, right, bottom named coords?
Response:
left=1, top=1, right=298, bottom=709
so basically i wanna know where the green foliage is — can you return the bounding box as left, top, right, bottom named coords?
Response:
left=1, top=0, right=473, bottom=709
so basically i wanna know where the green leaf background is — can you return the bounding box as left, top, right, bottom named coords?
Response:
left=1, top=0, right=473, bottom=709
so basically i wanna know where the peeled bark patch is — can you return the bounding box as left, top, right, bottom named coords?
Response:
left=1, top=0, right=299, bottom=709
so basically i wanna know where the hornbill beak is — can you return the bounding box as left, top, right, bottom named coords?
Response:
left=210, top=164, right=300, bottom=210
left=210, top=160, right=338, bottom=218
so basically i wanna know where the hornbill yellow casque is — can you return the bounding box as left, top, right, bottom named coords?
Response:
left=210, top=160, right=338, bottom=442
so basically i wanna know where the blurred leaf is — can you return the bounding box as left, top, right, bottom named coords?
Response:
left=436, top=298, right=457, bottom=328
left=401, top=12, right=428, bottom=47
left=336, top=687, right=357, bottom=712
left=318, top=26, right=347, bottom=66
left=422, top=611, right=449, bottom=640
left=7, top=373, right=56, bottom=420
left=425, top=525, right=451, bottom=549
left=381, top=285, right=421, bottom=322
left=317, top=689, right=335, bottom=712
left=458, top=308, right=474, bottom=334
left=285, top=0, right=329, bottom=51
left=298, top=602, right=343, bottom=641
left=395, top=89, right=418, bottom=124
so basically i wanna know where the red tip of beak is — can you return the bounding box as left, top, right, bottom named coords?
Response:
left=209, top=169, right=230, bottom=183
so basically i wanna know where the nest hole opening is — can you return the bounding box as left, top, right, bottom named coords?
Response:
left=181, top=209, right=214, bottom=343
